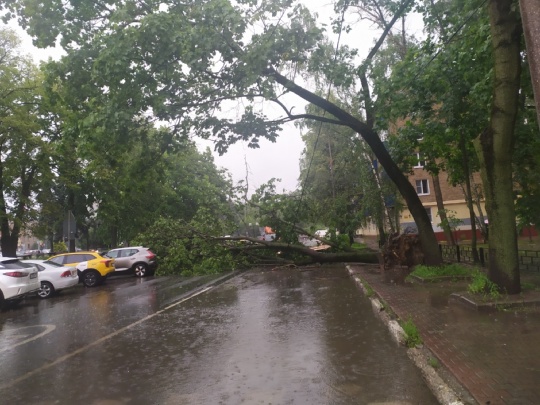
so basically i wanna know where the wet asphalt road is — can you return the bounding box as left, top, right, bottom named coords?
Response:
left=0, top=265, right=437, bottom=404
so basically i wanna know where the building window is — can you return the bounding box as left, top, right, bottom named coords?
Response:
left=425, top=207, right=432, bottom=222
left=414, top=152, right=425, bottom=168
left=416, top=179, right=429, bottom=195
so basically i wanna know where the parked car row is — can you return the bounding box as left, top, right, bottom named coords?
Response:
left=0, top=246, right=157, bottom=307
left=46, top=251, right=116, bottom=287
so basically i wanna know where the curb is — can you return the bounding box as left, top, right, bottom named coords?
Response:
left=346, top=265, right=466, bottom=405
left=450, top=290, right=540, bottom=312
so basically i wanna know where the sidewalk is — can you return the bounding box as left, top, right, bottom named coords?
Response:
left=347, top=263, right=540, bottom=405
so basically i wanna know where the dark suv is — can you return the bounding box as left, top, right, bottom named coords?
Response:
left=104, top=247, right=157, bottom=277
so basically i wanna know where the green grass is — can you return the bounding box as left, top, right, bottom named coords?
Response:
left=401, top=317, right=422, bottom=348
left=521, top=281, right=537, bottom=291
left=428, top=357, right=440, bottom=369
left=409, top=263, right=473, bottom=279
left=364, top=283, right=375, bottom=297
left=468, top=270, right=501, bottom=300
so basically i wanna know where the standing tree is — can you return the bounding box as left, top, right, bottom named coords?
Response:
left=0, top=28, right=51, bottom=256
left=519, top=0, right=540, bottom=129
left=475, top=0, right=522, bottom=293
left=374, top=0, right=530, bottom=293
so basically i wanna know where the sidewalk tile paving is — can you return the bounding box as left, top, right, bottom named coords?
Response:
left=348, top=264, right=540, bottom=405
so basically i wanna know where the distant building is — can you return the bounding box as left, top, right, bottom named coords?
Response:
left=18, top=229, right=43, bottom=252
left=356, top=155, right=486, bottom=242
left=400, top=158, right=486, bottom=241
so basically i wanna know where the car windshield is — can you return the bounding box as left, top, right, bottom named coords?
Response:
left=43, top=260, right=64, bottom=267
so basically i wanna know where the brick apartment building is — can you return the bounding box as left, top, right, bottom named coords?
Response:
left=357, top=154, right=486, bottom=241
left=399, top=157, right=486, bottom=241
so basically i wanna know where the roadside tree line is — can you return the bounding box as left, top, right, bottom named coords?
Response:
left=0, top=0, right=539, bottom=293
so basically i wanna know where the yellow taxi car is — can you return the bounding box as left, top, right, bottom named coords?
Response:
left=47, top=252, right=115, bottom=287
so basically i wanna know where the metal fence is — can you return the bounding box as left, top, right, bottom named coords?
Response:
left=439, top=244, right=540, bottom=272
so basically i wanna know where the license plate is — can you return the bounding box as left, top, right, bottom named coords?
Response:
left=30, top=273, right=38, bottom=279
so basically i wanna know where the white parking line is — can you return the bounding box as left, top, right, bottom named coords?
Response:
left=0, top=286, right=213, bottom=391
left=0, top=325, right=56, bottom=353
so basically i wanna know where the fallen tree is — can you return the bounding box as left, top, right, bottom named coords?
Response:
left=131, top=217, right=380, bottom=276
left=219, top=235, right=379, bottom=265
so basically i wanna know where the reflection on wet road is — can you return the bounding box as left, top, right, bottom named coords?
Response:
left=0, top=265, right=437, bottom=404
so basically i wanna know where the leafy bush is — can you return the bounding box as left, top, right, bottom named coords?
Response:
left=53, top=241, right=68, bottom=254
left=333, top=234, right=352, bottom=250
left=468, top=270, right=501, bottom=300
left=132, top=209, right=238, bottom=276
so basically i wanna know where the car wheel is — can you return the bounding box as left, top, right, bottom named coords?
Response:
left=82, top=270, right=101, bottom=287
left=133, top=263, right=148, bottom=277
left=38, top=281, right=55, bottom=299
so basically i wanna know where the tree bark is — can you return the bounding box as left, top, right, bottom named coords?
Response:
left=432, top=173, right=455, bottom=245
left=227, top=236, right=379, bottom=264
left=475, top=0, right=521, bottom=294
left=0, top=154, right=37, bottom=257
left=519, top=0, right=540, bottom=130
left=268, top=70, right=443, bottom=266
left=459, top=133, right=479, bottom=262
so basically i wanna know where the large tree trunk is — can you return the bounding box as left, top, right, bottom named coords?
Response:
left=0, top=160, right=18, bottom=257
left=0, top=222, right=20, bottom=257
left=228, top=237, right=379, bottom=264
left=269, top=70, right=443, bottom=266
left=475, top=0, right=521, bottom=294
left=0, top=157, right=36, bottom=257
left=519, top=0, right=540, bottom=129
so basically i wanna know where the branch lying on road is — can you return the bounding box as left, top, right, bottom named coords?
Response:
left=215, top=235, right=379, bottom=264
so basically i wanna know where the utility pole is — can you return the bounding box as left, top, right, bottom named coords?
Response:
left=520, top=0, right=540, bottom=129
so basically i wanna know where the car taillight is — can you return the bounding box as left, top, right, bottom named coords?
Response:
left=3, top=271, right=29, bottom=277
left=60, top=270, right=72, bottom=277
left=101, top=259, right=112, bottom=266
left=146, top=251, right=156, bottom=260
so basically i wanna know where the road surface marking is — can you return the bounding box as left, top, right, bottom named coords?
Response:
left=0, top=286, right=213, bottom=391
left=0, top=325, right=56, bottom=353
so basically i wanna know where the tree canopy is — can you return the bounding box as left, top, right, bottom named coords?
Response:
left=1, top=0, right=539, bottom=292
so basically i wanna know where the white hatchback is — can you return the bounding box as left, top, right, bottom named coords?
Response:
left=0, top=257, right=40, bottom=307
left=23, top=260, right=79, bottom=299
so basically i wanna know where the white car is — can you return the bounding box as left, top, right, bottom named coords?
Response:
left=0, top=257, right=40, bottom=307
left=23, top=259, right=79, bottom=299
